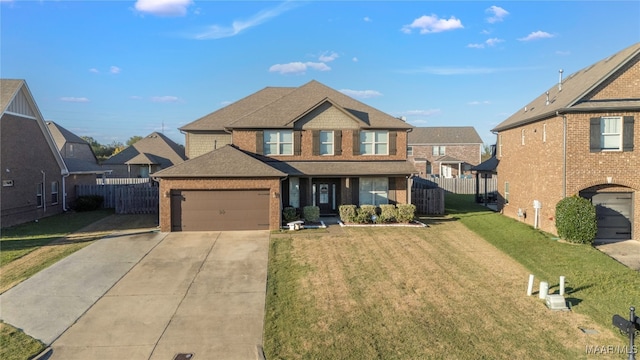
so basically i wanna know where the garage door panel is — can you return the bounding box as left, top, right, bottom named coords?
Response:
left=583, top=192, right=633, bottom=240
left=171, top=190, right=270, bottom=231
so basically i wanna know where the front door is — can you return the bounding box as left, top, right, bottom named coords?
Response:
left=314, top=179, right=339, bottom=215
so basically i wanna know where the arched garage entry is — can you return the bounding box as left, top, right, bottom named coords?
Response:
left=579, top=185, right=634, bottom=240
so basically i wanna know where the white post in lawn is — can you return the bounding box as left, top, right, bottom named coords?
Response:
left=559, top=276, right=566, bottom=296
left=527, top=274, right=535, bottom=296
left=539, top=281, right=549, bottom=299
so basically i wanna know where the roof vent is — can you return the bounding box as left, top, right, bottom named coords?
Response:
left=558, top=69, right=564, bottom=91
left=524, top=106, right=527, bottom=112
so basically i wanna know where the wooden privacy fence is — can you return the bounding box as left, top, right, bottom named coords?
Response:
left=411, top=187, right=445, bottom=215
left=426, top=177, right=497, bottom=194
left=76, top=184, right=158, bottom=214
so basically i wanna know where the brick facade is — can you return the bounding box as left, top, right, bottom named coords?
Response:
left=408, top=144, right=481, bottom=177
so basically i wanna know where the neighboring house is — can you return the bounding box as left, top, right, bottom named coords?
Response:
left=154, top=80, right=417, bottom=231
left=101, top=132, right=186, bottom=178
left=0, top=79, right=69, bottom=227
left=47, top=121, right=110, bottom=208
left=407, top=127, right=483, bottom=178
left=492, top=42, right=639, bottom=241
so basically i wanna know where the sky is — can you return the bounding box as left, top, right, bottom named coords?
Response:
left=2, top=1, right=639, bottom=147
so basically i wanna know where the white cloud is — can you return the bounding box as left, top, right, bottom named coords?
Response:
left=269, top=61, right=330, bottom=75
left=60, top=97, right=90, bottom=103
left=402, top=14, right=463, bottom=34
left=518, top=31, right=554, bottom=41
left=486, top=6, right=509, bottom=23
left=364, top=16, right=372, bottom=22
left=468, top=37, right=503, bottom=49
left=339, top=89, right=383, bottom=99
left=130, top=95, right=143, bottom=100
left=468, top=100, right=491, bottom=105
left=556, top=50, right=571, bottom=56
left=89, top=68, right=99, bottom=73
left=193, top=1, right=299, bottom=40
left=110, top=66, right=121, bottom=74
left=467, top=43, right=485, bottom=49
left=401, top=109, right=441, bottom=117
left=151, top=96, right=180, bottom=103
left=134, top=0, right=193, bottom=17
left=352, top=57, right=359, bottom=62
left=318, top=51, right=339, bottom=62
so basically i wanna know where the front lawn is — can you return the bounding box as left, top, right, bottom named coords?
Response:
left=263, top=195, right=639, bottom=359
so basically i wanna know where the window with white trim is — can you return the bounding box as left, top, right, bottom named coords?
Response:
left=407, top=146, right=413, bottom=156
left=319, top=130, right=334, bottom=155
left=432, top=146, right=445, bottom=156
left=359, top=177, right=388, bottom=206
left=360, top=130, right=388, bottom=155
left=51, top=181, right=59, bottom=205
left=543, top=124, right=547, bottom=143
left=601, top=116, right=622, bottom=151
left=37, top=183, right=43, bottom=208
left=264, top=130, right=293, bottom=155
left=521, top=129, right=526, bottom=145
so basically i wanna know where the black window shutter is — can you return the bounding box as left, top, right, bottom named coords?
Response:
left=312, top=130, right=320, bottom=155
left=623, top=116, right=634, bottom=152
left=256, top=130, right=264, bottom=155
left=589, top=118, right=600, bottom=153
left=335, top=130, right=342, bottom=155
left=294, top=131, right=302, bottom=155
left=352, top=130, right=360, bottom=155
left=388, top=131, right=397, bottom=155
left=388, top=177, right=397, bottom=204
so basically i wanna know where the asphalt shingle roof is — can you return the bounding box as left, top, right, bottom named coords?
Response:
left=408, top=127, right=483, bottom=144
left=102, top=132, right=186, bottom=168
left=46, top=121, right=89, bottom=150
left=493, top=42, right=640, bottom=132
left=265, top=160, right=417, bottom=176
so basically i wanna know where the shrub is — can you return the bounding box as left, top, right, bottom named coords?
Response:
left=339, top=205, right=357, bottom=223
left=555, top=196, right=597, bottom=244
left=283, top=207, right=298, bottom=223
left=356, top=205, right=377, bottom=224
left=74, top=195, right=104, bottom=212
left=396, top=204, right=416, bottom=223
left=378, top=204, right=397, bottom=223
left=303, top=206, right=320, bottom=223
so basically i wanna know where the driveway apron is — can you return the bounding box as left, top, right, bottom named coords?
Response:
left=48, top=230, right=270, bottom=360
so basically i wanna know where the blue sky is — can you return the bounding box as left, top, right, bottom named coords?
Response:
left=2, top=1, right=639, bottom=146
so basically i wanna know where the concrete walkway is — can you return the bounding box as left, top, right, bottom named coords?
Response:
left=594, top=239, right=640, bottom=271
left=1, top=230, right=270, bottom=360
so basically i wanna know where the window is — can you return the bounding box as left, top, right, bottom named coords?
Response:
left=521, top=129, right=526, bottom=145
left=264, top=130, right=293, bottom=155
left=51, top=181, right=59, bottom=205
left=360, top=130, right=388, bottom=155
left=543, top=124, right=547, bottom=143
left=432, top=146, right=445, bottom=156
left=498, top=134, right=503, bottom=157
left=288, top=177, right=300, bottom=208
left=504, top=181, right=509, bottom=204
left=359, top=177, right=388, bottom=206
left=591, top=116, right=634, bottom=152
left=601, top=117, right=622, bottom=150
left=36, top=183, right=43, bottom=208
left=68, top=144, right=75, bottom=157
left=320, top=130, right=334, bottom=155
left=407, top=146, right=413, bottom=156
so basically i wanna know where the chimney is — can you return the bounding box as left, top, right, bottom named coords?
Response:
left=558, top=69, right=564, bottom=91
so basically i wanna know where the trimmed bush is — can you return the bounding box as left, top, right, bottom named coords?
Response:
left=303, top=206, right=320, bottom=223
left=396, top=204, right=416, bottom=223
left=378, top=204, right=397, bottom=223
left=555, top=196, right=597, bottom=244
left=356, top=205, right=377, bottom=224
left=74, top=195, right=104, bottom=212
left=283, top=207, right=298, bottom=223
left=339, top=205, right=357, bottom=223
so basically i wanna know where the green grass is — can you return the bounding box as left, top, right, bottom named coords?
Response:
left=0, top=210, right=113, bottom=265
left=443, top=193, right=640, bottom=330
left=0, top=322, right=45, bottom=360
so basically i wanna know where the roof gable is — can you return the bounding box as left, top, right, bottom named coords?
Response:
left=408, top=127, right=483, bottom=144
left=292, top=98, right=365, bottom=129
left=46, top=121, right=89, bottom=149
left=153, top=145, right=286, bottom=178
left=102, top=132, right=185, bottom=167
left=493, top=42, right=640, bottom=132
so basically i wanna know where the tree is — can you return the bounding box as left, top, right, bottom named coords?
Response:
left=80, top=136, right=123, bottom=161
left=481, top=144, right=494, bottom=162
left=126, top=135, right=143, bottom=146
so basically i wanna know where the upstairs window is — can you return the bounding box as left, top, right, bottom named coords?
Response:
left=320, top=130, right=334, bottom=155
left=432, top=146, right=445, bottom=156
left=407, top=146, right=413, bottom=156
left=360, top=130, right=388, bottom=155
left=590, top=116, right=634, bottom=152
left=51, top=181, right=59, bottom=205
left=264, top=130, right=293, bottom=155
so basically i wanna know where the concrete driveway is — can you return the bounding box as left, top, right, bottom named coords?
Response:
left=1, top=230, right=270, bottom=360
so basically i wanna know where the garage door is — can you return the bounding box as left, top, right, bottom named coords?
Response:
left=171, top=190, right=270, bottom=231
left=583, top=192, right=633, bottom=240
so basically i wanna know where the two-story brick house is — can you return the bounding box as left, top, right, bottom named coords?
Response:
left=1, top=79, right=69, bottom=227
left=492, top=42, right=639, bottom=241
left=407, top=127, right=483, bottom=178
left=154, top=80, right=416, bottom=231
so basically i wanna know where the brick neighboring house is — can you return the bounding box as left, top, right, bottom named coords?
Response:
left=492, top=42, right=639, bottom=241
left=101, top=132, right=186, bottom=178
left=47, top=121, right=110, bottom=208
left=1, top=79, right=68, bottom=227
left=407, top=127, right=483, bottom=178
left=154, top=80, right=417, bottom=231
